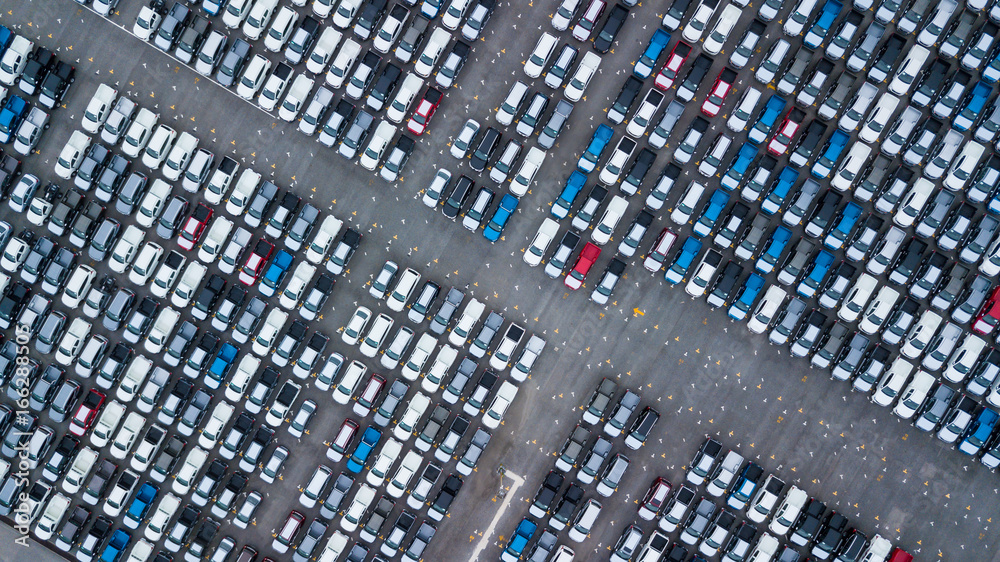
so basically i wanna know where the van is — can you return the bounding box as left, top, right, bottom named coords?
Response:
left=727, top=88, right=763, bottom=132
left=945, top=141, right=987, bottom=192
left=832, top=142, right=872, bottom=192
left=888, top=45, right=930, bottom=96
left=567, top=498, right=602, bottom=542
left=671, top=181, right=707, bottom=225
left=755, top=39, right=791, bottom=84
left=859, top=94, right=900, bottom=144
left=747, top=285, right=788, bottom=334
left=524, top=32, right=558, bottom=79
left=703, top=4, right=741, bottom=55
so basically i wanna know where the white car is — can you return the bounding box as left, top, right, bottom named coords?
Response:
left=421, top=345, right=458, bottom=393
left=141, top=125, right=177, bottom=169
left=366, top=439, right=403, bottom=487
left=333, top=0, right=363, bottom=28
left=591, top=196, right=628, bottom=246
left=54, top=132, right=90, bottom=180
left=0, top=35, right=33, bottom=86
left=524, top=218, right=560, bottom=267
left=54, top=317, right=91, bottom=366
left=90, top=401, right=127, bottom=448
left=170, top=261, right=207, bottom=308
left=253, top=308, right=289, bottom=356
left=393, top=393, right=431, bottom=440
left=387, top=450, right=422, bottom=497
left=34, top=493, right=71, bottom=541
left=381, top=327, right=415, bottom=370
left=325, top=39, right=362, bottom=89
left=342, top=306, right=372, bottom=345
left=225, top=355, right=261, bottom=402
left=198, top=217, right=234, bottom=264
left=332, top=361, right=367, bottom=405
left=511, top=147, right=545, bottom=197
left=387, top=268, right=421, bottom=312
left=482, top=381, right=517, bottom=429
left=386, top=73, right=423, bottom=123
left=143, top=308, right=178, bottom=354
left=62, top=447, right=98, bottom=494
left=122, top=108, right=159, bottom=159
left=769, top=486, right=808, bottom=536
left=279, top=261, right=317, bottom=310
left=871, top=357, right=915, bottom=407
left=306, top=215, right=343, bottom=264
left=161, top=132, right=199, bottom=182
left=144, top=493, right=181, bottom=542
left=448, top=298, right=485, bottom=346
left=243, top=0, right=280, bottom=40
left=682, top=0, right=718, bottom=42
left=341, top=484, right=376, bottom=532
left=497, top=81, right=529, bottom=127
left=171, top=446, right=209, bottom=495
left=109, top=412, right=145, bottom=460
left=103, top=469, right=139, bottom=517
left=524, top=33, right=558, bottom=79
left=306, top=27, right=344, bottom=74
left=108, top=225, right=145, bottom=274
left=134, top=6, right=163, bottom=41
left=128, top=242, right=164, bottom=286
left=264, top=6, right=300, bottom=52
left=237, top=55, right=273, bottom=100
left=61, top=264, right=96, bottom=309
left=450, top=118, right=480, bottom=159
left=359, top=313, right=393, bottom=357
left=565, top=51, right=600, bottom=102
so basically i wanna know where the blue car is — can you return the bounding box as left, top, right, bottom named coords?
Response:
left=693, top=190, right=731, bottom=237
left=578, top=124, right=615, bottom=173
left=726, top=462, right=764, bottom=510
left=202, top=0, right=226, bottom=15
left=823, top=202, right=863, bottom=250
left=797, top=250, right=835, bottom=298
left=665, top=236, right=703, bottom=284
left=483, top=194, right=518, bottom=242
left=0, top=26, right=12, bottom=56
left=259, top=250, right=294, bottom=297
left=756, top=225, right=792, bottom=274
left=346, top=426, right=382, bottom=473
left=803, top=0, right=843, bottom=49
left=811, top=129, right=850, bottom=179
left=552, top=171, right=587, bottom=219
left=501, top=518, right=538, bottom=562
left=634, top=29, right=671, bottom=79
left=0, top=96, right=29, bottom=144
left=958, top=407, right=999, bottom=455
left=722, top=143, right=758, bottom=191
left=761, top=166, right=799, bottom=215
left=728, top=273, right=766, bottom=321
left=123, top=483, right=158, bottom=530
left=206, top=343, right=239, bottom=389
left=954, top=81, right=993, bottom=131
left=100, top=529, right=130, bottom=562
left=748, top=95, right=787, bottom=144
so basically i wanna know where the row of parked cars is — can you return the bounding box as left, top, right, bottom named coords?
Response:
left=597, top=437, right=914, bottom=562
left=498, top=379, right=659, bottom=560
left=128, top=0, right=498, bottom=181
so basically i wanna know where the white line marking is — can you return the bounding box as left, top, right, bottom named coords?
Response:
left=470, top=470, right=525, bottom=562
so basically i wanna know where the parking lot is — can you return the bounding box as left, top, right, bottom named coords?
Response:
left=4, top=0, right=1000, bottom=560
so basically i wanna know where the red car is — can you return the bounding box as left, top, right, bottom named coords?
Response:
left=637, top=477, right=672, bottom=520
left=654, top=41, right=691, bottom=91
left=238, top=237, right=275, bottom=286
left=407, top=87, right=443, bottom=136
left=69, top=389, right=106, bottom=436
left=177, top=203, right=213, bottom=251
left=701, top=68, right=737, bottom=117
left=767, top=108, right=806, bottom=156
left=973, top=285, right=1000, bottom=335
left=326, top=418, right=359, bottom=462
left=564, top=242, right=601, bottom=290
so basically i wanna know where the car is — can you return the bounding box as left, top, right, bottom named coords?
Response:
left=702, top=68, right=736, bottom=117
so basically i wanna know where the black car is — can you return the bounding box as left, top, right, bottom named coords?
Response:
left=17, top=47, right=56, bottom=96
left=192, top=274, right=226, bottom=321
left=593, top=3, right=630, bottom=54
left=813, top=512, right=850, bottom=557
left=0, top=152, right=22, bottom=199
left=54, top=505, right=90, bottom=551
left=791, top=121, right=827, bottom=167
left=623, top=148, right=656, bottom=193
left=176, top=15, right=211, bottom=63
left=382, top=135, right=415, bottom=180
left=348, top=51, right=383, bottom=100
left=155, top=2, right=191, bottom=51
left=529, top=471, right=564, bottom=518
left=609, top=76, right=642, bottom=124
left=0, top=282, right=30, bottom=330
left=356, top=0, right=390, bottom=40
left=429, top=474, right=463, bottom=519
left=912, top=59, right=951, bottom=107
left=678, top=53, right=713, bottom=101
left=321, top=99, right=355, bottom=144
left=549, top=483, right=584, bottom=527
left=328, top=229, right=361, bottom=275
left=707, top=262, right=743, bottom=308
left=888, top=238, right=929, bottom=286
left=470, top=127, right=501, bottom=173
left=369, top=62, right=403, bottom=110
left=790, top=498, right=827, bottom=546
left=217, top=39, right=252, bottom=87
left=340, top=109, right=375, bottom=157
left=75, top=144, right=111, bottom=190
left=443, top=175, right=474, bottom=218
left=286, top=16, right=321, bottom=64
left=95, top=155, right=130, bottom=201
left=38, top=61, right=75, bottom=109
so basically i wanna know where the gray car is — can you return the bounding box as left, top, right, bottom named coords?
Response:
left=156, top=196, right=189, bottom=239
left=429, top=287, right=464, bottom=335
left=87, top=218, right=120, bottom=261
left=538, top=99, right=573, bottom=149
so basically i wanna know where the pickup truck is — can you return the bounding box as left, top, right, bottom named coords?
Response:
left=82, top=83, right=118, bottom=133
left=12, top=106, right=49, bottom=155
left=511, top=334, right=545, bottom=382
left=205, top=156, right=239, bottom=205
left=206, top=342, right=238, bottom=389
left=54, top=130, right=91, bottom=180
left=259, top=250, right=294, bottom=297
left=0, top=95, right=29, bottom=144
left=0, top=152, right=20, bottom=199
left=123, top=482, right=158, bottom=529
left=101, top=96, right=137, bottom=145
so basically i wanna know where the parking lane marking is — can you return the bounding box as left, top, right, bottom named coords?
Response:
left=469, top=470, right=525, bottom=562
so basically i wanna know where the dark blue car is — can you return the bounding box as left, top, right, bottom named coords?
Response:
left=346, top=426, right=382, bottom=473
left=761, top=166, right=799, bottom=215
left=729, top=273, right=766, bottom=321
left=483, top=194, right=518, bottom=242
left=260, top=250, right=294, bottom=297
left=578, top=124, right=614, bottom=173
left=665, top=236, right=702, bottom=284
left=756, top=225, right=792, bottom=274
left=0, top=95, right=29, bottom=144
left=552, top=171, right=586, bottom=219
